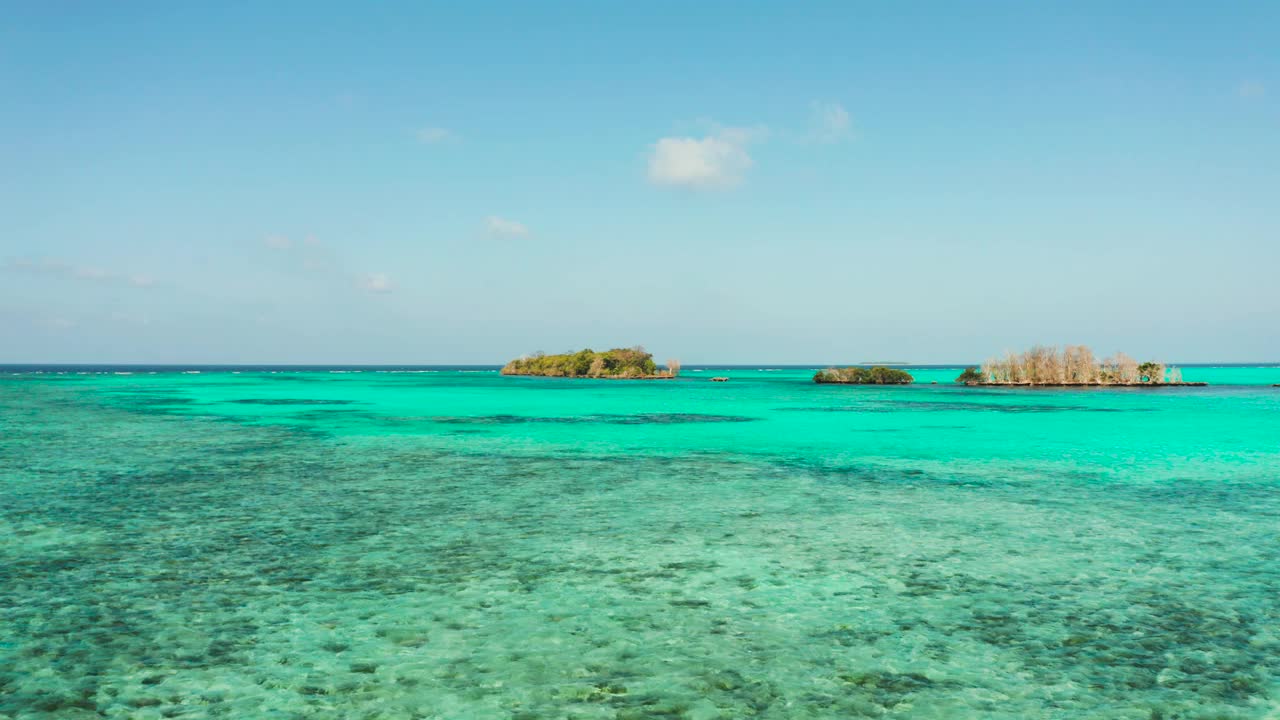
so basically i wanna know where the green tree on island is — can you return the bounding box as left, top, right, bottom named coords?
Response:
left=814, top=367, right=914, bottom=384
left=501, top=347, right=677, bottom=379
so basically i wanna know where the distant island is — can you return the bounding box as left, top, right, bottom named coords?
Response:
left=814, top=366, right=914, bottom=384
left=501, top=347, right=679, bottom=379
left=957, top=345, right=1206, bottom=386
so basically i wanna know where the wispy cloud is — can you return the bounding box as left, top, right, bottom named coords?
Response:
left=1238, top=80, right=1266, bottom=99
left=647, top=125, right=763, bottom=190
left=264, top=234, right=398, bottom=294
left=417, top=126, right=455, bottom=144
left=4, top=257, right=156, bottom=288
left=646, top=103, right=854, bottom=189
left=809, top=101, right=852, bottom=142
left=264, top=234, right=323, bottom=251
left=264, top=234, right=330, bottom=272
left=485, top=216, right=530, bottom=238
left=358, top=272, right=394, bottom=293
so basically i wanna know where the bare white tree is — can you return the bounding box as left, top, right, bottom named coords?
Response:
left=1064, top=345, right=1096, bottom=383
left=1106, top=353, right=1139, bottom=384
left=977, top=345, right=1171, bottom=385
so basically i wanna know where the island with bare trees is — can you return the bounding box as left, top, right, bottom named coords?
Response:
left=956, top=345, right=1206, bottom=386
left=501, top=347, right=679, bottom=379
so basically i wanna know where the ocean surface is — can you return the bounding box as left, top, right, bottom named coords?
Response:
left=3, top=364, right=1280, bottom=719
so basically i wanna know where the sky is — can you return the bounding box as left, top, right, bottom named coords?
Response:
left=2, top=1, right=1278, bottom=364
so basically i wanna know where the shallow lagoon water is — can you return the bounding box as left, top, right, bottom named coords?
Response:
left=2, top=366, right=1280, bottom=719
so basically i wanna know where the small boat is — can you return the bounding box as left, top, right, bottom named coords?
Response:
left=711, top=377, right=730, bottom=382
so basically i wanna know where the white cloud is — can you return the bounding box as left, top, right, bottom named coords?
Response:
left=1238, top=81, right=1266, bottom=99
left=358, top=272, right=394, bottom=293
left=485, top=216, right=530, bottom=238
left=417, top=126, right=455, bottom=144
left=810, top=101, right=852, bottom=142
left=647, top=126, right=759, bottom=189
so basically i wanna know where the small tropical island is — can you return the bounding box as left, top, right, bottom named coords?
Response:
left=956, top=345, right=1206, bottom=386
left=501, top=347, right=680, bottom=379
left=814, top=366, right=914, bottom=384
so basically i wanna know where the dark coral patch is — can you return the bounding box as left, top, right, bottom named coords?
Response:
left=779, top=401, right=1136, bottom=414
left=431, top=413, right=756, bottom=425
left=230, top=399, right=357, bottom=406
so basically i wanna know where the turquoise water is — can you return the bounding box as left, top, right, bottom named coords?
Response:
left=3, top=365, right=1280, bottom=719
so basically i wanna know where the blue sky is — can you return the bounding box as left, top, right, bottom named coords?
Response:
left=2, top=2, right=1277, bottom=363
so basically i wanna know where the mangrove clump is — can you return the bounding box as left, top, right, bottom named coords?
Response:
left=814, top=366, right=914, bottom=385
